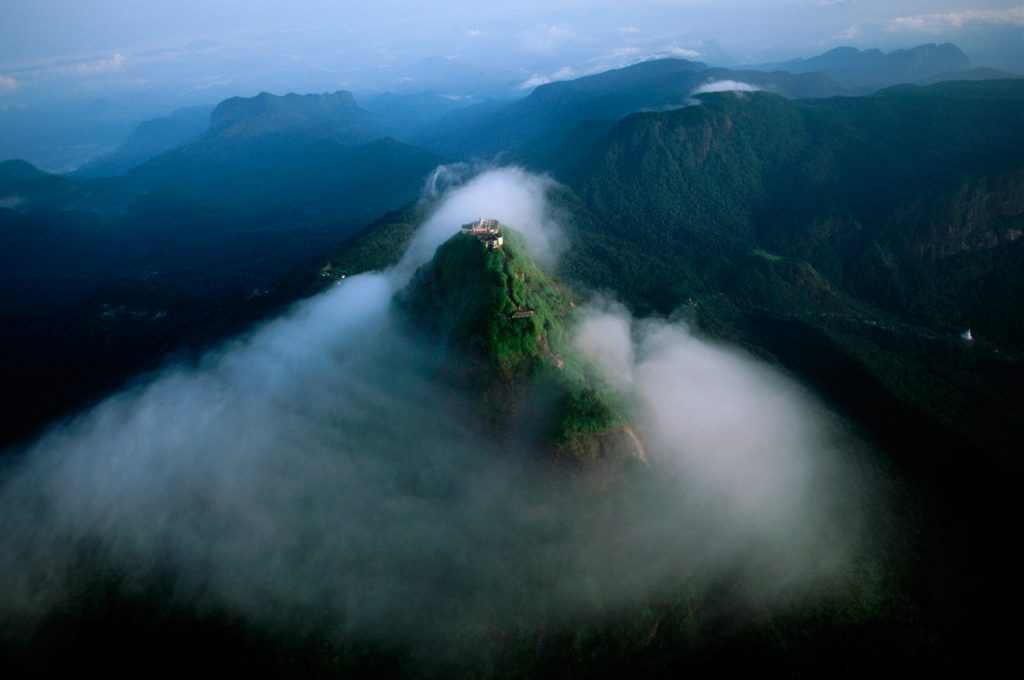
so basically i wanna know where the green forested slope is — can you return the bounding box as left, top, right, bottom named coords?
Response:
left=396, top=227, right=633, bottom=462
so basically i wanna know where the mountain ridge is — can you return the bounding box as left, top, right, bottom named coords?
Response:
left=417, top=57, right=844, bottom=157
left=749, top=42, right=975, bottom=88
left=205, top=90, right=386, bottom=144
left=396, top=224, right=644, bottom=467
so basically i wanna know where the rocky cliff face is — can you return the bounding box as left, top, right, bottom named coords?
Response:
left=903, top=169, right=1024, bottom=259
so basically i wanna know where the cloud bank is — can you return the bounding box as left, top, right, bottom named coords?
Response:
left=888, top=8, right=1024, bottom=33
left=0, top=167, right=879, bottom=656
left=516, top=66, right=578, bottom=90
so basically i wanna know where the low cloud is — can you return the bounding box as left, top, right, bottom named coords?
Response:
left=691, top=79, right=763, bottom=95
left=835, top=24, right=861, bottom=40
left=404, top=165, right=566, bottom=271
left=0, top=168, right=880, bottom=657
left=661, top=45, right=702, bottom=60
left=0, top=75, right=17, bottom=93
left=606, top=46, right=643, bottom=59
left=52, top=52, right=126, bottom=77
left=516, top=65, right=577, bottom=90
left=888, top=7, right=1024, bottom=32
left=574, top=302, right=871, bottom=582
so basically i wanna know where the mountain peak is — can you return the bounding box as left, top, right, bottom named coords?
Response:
left=399, top=223, right=570, bottom=376
left=205, top=89, right=383, bottom=144
left=397, top=223, right=644, bottom=467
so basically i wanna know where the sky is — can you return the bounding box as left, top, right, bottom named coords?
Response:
left=1, top=0, right=1021, bottom=107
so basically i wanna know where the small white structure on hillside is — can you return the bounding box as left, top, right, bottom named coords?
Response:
left=461, top=218, right=500, bottom=236
left=462, top=218, right=503, bottom=249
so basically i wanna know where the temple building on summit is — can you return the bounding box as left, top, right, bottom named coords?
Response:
left=462, top=218, right=504, bottom=249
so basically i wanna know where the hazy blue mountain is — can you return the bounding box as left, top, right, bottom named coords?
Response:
left=0, top=159, right=49, bottom=185
left=203, top=90, right=386, bottom=145
left=752, top=42, right=975, bottom=89
left=0, top=87, right=443, bottom=447
left=0, top=97, right=173, bottom=173
left=74, top=105, right=213, bottom=177
left=111, top=89, right=418, bottom=211
left=0, top=160, right=80, bottom=209
left=360, top=91, right=477, bottom=136
left=418, top=57, right=843, bottom=157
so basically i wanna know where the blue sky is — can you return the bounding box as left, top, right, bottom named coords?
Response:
left=1, top=1, right=1021, bottom=105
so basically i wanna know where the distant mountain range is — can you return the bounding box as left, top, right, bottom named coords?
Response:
left=304, top=79, right=1024, bottom=464
left=749, top=43, right=977, bottom=88
left=49, top=42, right=1020, bottom=180
left=75, top=106, right=212, bottom=178
left=203, top=90, right=385, bottom=145
left=415, top=57, right=844, bottom=157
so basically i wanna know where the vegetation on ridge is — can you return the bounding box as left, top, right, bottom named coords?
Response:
left=396, top=226, right=626, bottom=451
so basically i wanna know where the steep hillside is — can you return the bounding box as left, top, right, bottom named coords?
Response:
left=74, top=106, right=212, bottom=177
left=548, top=81, right=1024, bottom=461
left=0, top=125, right=442, bottom=451
left=288, top=82, right=1024, bottom=672
left=307, top=81, right=1024, bottom=468
left=396, top=225, right=643, bottom=466
left=565, top=81, right=1024, bottom=339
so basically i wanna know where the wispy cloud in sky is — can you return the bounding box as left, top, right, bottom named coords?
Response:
left=888, top=7, right=1024, bottom=32
left=835, top=24, right=861, bottom=40
left=0, top=1, right=1021, bottom=108
left=661, top=45, right=702, bottom=59
left=692, top=79, right=762, bottom=95
left=521, top=24, right=576, bottom=54
left=46, top=52, right=126, bottom=77
left=516, top=65, right=577, bottom=90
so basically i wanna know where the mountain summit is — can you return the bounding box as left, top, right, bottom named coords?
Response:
left=396, top=222, right=645, bottom=468
left=205, top=90, right=386, bottom=145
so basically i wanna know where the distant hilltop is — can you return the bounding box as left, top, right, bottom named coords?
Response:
left=396, top=224, right=645, bottom=468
